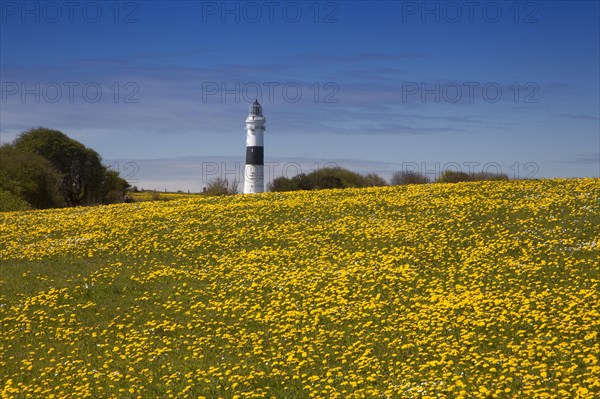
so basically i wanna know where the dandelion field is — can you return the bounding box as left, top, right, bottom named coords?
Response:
left=1, top=179, right=599, bottom=398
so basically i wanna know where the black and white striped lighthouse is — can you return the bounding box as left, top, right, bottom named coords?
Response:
left=243, top=100, right=265, bottom=194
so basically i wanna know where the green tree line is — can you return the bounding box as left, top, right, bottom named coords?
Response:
left=1, top=127, right=129, bottom=212
left=267, top=167, right=508, bottom=192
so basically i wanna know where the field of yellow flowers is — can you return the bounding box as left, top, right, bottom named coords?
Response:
left=1, top=178, right=598, bottom=398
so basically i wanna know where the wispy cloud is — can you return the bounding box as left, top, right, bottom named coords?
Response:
left=554, top=113, right=599, bottom=121
left=0, top=50, right=592, bottom=150
left=303, top=52, right=427, bottom=64
left=70, top=49, right=222, bottom=66
left=556, top=153, right=600, bottom=165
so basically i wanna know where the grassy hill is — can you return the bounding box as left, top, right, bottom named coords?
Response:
left=1, top=179, right=598, bottom=398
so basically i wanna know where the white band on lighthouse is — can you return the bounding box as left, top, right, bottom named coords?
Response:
left=243, top=100, right=265, bottom=194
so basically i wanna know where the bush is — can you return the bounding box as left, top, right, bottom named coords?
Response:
left=436, top=170, right=509, bottom=183
left=14, top=127, right=129, bottom=206
left=310, top=168, right=348, bottom=188
left=205, top=177, right=239, bottom=196
left=472, top=171, right=509, bottom=181
left=307, top=171, right=344, bottom=190
left=100, top=170, right=130, bottom=204
left=269, top=167, right=387, bottom=192
left=364, top=173, right=387, bottom=187
left=390, top=171, right=430, bottom=185
left=0, top=189, right=32, bottom=212
left=268, top=176, right=301, bottom=192
left=436, top=170, right=472, bottom=183
left=0, top=144, right=65, bottom=209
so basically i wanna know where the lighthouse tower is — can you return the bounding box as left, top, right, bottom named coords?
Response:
left=243, top=100, right=265, bottom=194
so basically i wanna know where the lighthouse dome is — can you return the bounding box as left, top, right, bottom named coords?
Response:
left=249, top=100, right=263, bottom=117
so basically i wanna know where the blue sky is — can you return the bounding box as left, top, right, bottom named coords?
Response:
left=1, top=0, right=598, bottom=191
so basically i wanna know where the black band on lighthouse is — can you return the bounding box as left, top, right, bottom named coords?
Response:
left=246, top=146, right=264, bottom=165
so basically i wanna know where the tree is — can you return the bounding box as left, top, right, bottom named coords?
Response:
left=390, top=170, right=430, bottom=185
left=13, top=127, right=128, bottom=206
left=0, top=144, right=64, bottom=209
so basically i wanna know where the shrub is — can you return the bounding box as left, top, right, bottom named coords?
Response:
left=436, top=170, right=509, bottom=183
left=364, top=173, right=388, bottom=187
left=0, top=144, right=65, bottom=209
left=268, top=176, right=301, bottom=192
left=205, top=177, right=239, bottom=196
left=472, top=171, right=509, bottom=181
left=269, top=167, right=387, bottom=192
left=436, top=170, right=472, bottom=183
left=0, top=188, right=32, bottom=212
left=14, top=127, right=129, bottom=206
left=390, top=171, right=430, bottom=185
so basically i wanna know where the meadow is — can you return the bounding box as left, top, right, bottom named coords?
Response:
left=1, top=178, right=598, bottom=398
left=129, top=191, right=201, bottom=202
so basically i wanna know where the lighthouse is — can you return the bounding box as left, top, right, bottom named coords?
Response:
left=243, top=100, right=265, bottom=194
